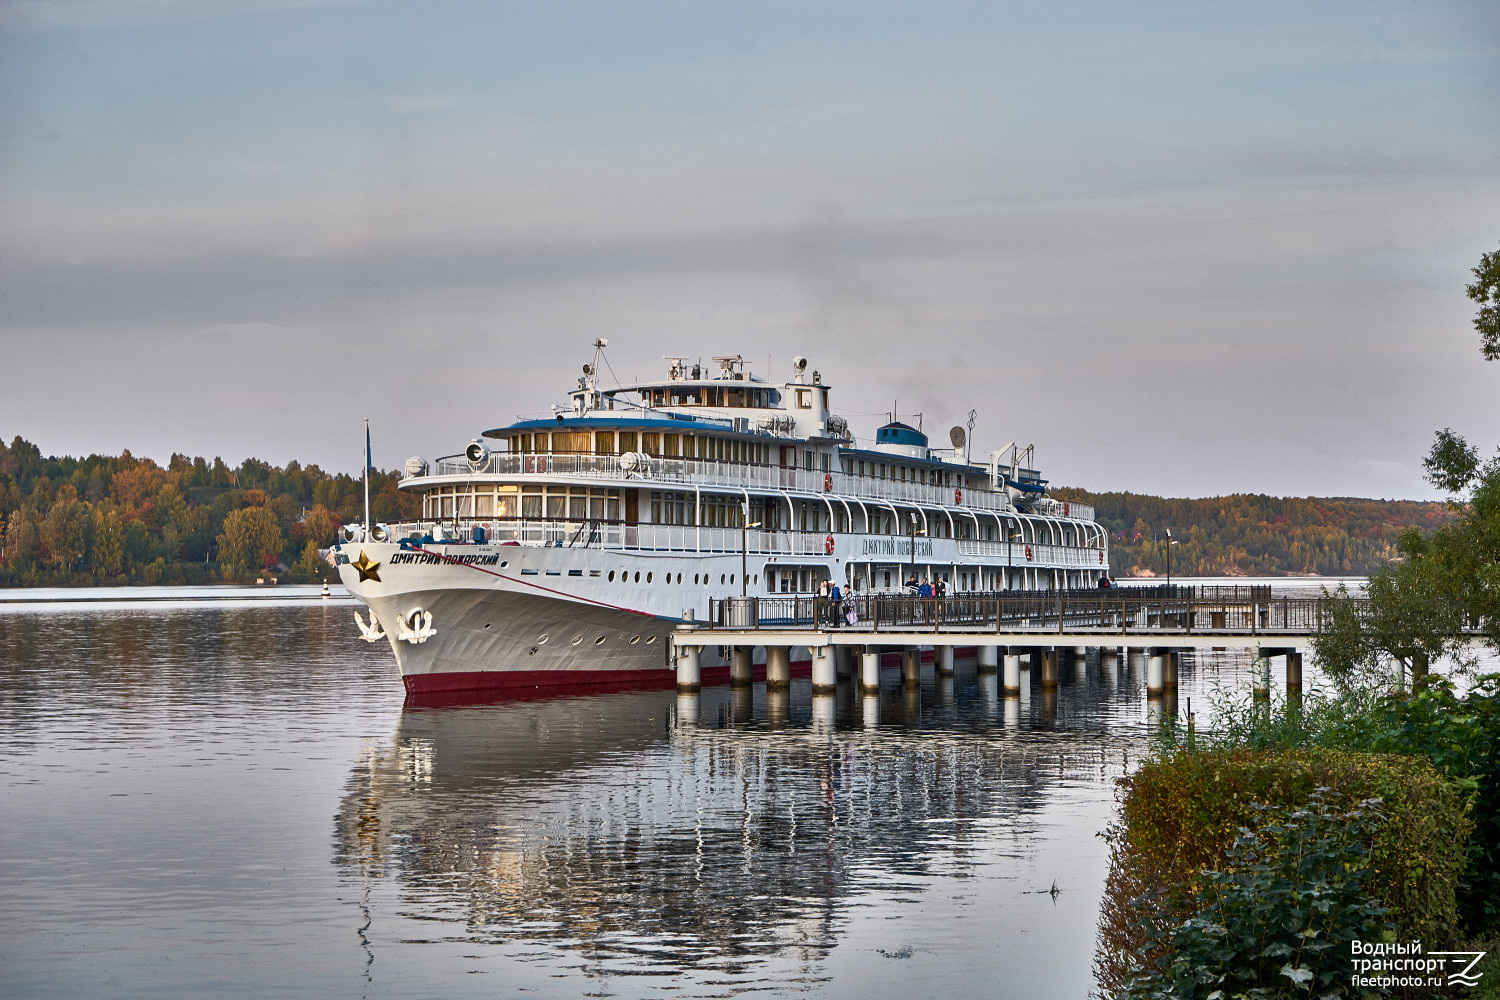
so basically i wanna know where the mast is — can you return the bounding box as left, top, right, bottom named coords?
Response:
left=364, top=419, right=372, bottom=537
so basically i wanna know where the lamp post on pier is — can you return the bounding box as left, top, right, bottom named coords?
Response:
left=1156, top=528, right=1179, bottom=589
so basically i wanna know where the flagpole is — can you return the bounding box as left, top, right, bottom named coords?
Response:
left=364, top=419, right=372, bottom=538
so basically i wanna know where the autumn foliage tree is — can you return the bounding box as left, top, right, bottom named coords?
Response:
left=217, top=507, right=285, bottom=581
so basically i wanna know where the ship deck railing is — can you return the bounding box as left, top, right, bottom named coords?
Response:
left=365, top=518, right=1107, bottom=566
left=423, top=453, right=1095, bottom=523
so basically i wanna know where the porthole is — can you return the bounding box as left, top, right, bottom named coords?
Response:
left=484, top=623, right=492, bottom=630
left=608, top=571, right=615, bottom=582
left=538, top=633, right=549, bottom=644
left=645, top=636, right=657, bottom=644
left=629, top=635, right=641, bottom=644
left=730, top=574, right=736, bottom=584
left=500, top=561, right=508, bottom=568
left=634, top=571, right=641, bottom=583
left=570, top=635, right=583, bottom=645
left=646, top=572, right=652, bottom=583
left=720, top=574, right=726, bottom=585
left=693, top=573, right=700, bottom=585
left=594, top=636, right=606, bottom=645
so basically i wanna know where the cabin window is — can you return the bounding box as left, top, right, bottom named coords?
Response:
left=546, top=495, right=565, bottom=518
left=595, top=431, right=615, bottom=454
left=803, top=450, right=813, bottom=470
left=533, top=433, right=548, bottom=453
left=642, top=432, right=659, bottom=455
left=663, top=434, right=679, bottom=457
left=820, top=454, right=830, bottom=472
left=569, top=490, right=590, bottom=519
left=618, top=431, right=638, bottom=454
left=796, top=388, right=811, bottom=409
left=553, top=431, right=590, bottom=453
left=521, top=493, right=541, bottom=519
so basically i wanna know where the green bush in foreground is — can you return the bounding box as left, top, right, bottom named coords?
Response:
left=1096, top=749, right=1471, bottom=997
left=1124, top=791, right=1393, bottom=1000
left=1173, top=676, right=1500, bottom=935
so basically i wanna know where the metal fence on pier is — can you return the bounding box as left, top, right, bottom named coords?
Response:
left=707, top=585, right=1356, bottom=637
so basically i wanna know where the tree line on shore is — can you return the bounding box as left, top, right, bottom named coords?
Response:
left=0, top=431, right=1462, bottom=587
left=0, top=437, right=419, bottom=586
left=1051, top=487, right=1455, bottom=578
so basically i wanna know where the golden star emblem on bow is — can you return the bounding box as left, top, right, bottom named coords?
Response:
left=351, top=551, right=381, bottom=583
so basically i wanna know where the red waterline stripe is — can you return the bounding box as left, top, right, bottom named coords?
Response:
left=409, top=545, right=658, bottom=620
left=403, top=659, right=815, bottom=698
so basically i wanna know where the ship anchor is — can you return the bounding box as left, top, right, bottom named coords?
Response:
left=353, top=610, right=386, bottom=643
left=397, top=608, right=437, bottom=644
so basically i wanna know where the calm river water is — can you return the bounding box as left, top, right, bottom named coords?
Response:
left=0, top=583, right=1343, bottom=999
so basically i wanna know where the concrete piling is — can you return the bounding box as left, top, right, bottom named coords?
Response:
left=1146, top=649, right=1165, bottom=696
left=901, top=648, right=921, bottom=687
left=766, top=646, right=791, bottom=692
left=1002, top=649, right=1022, bottom=695
left=936, top=645, right=955, bottom=676
left=675, top=643, right=701, bottom=693
left=1253, top=653, right=1271, bottom=701
left=977, top=645, right=999, bottom=673
left=729, top=647, right=753, bottom=688
left=811, top=645, right=837, bottom=694
left=1041, top=649, right=1058, bottom=689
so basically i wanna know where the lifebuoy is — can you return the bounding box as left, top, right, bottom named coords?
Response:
left=824, top=534, right=835, bottom=554
left=1025, top=545, right=1032, bottom=561
left=1099, top=551, right=1105, bottom=564
left=824, top=472, right=833, bottom=492
left=1064, top=502, right=1071, bottom=517
left=954, top=487, right=963, bottom=504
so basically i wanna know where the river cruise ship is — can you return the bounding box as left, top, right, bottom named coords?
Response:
left=335, top=347, right=1107, bottom=694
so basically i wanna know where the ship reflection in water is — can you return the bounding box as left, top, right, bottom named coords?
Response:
left=333, top=664, right=1153, bottom=997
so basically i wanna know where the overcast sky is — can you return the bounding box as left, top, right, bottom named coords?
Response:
left=2, top=0, right=1497, bottom=499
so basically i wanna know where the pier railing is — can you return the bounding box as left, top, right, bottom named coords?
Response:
left=706, top=586, right=1367, bottom=637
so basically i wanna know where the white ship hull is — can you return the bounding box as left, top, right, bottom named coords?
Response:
left=337, top=540, right=811, bottom=695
